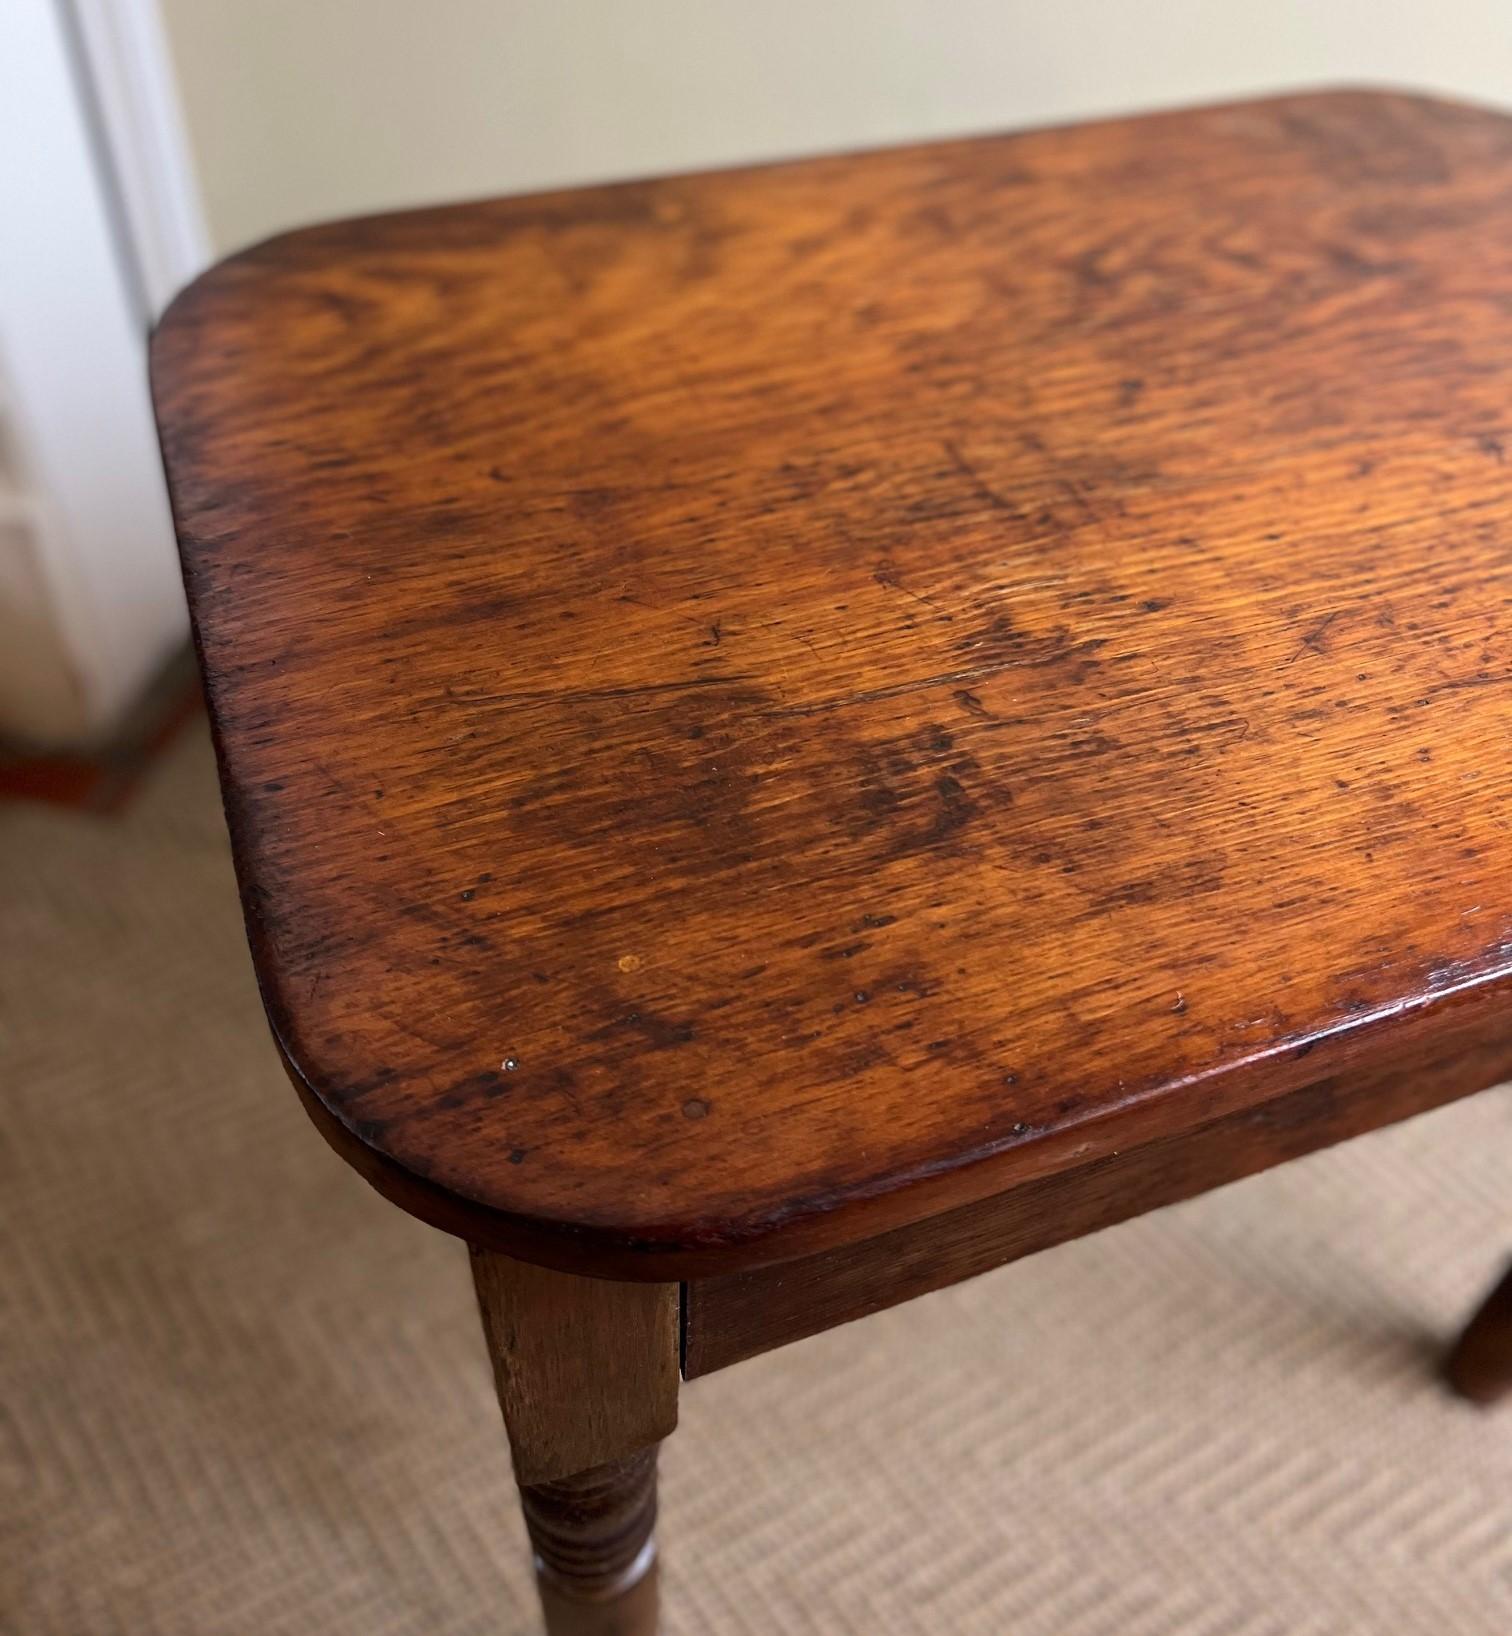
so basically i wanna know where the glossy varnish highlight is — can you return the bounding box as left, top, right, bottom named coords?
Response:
left=153, top=90, right=1512, bottom=1276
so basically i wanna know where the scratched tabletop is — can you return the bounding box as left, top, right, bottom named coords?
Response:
left=152, top=89, right=1512, bottom=1275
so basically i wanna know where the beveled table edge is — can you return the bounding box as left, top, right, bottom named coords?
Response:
left=275, top=968, right=1512, bottom=1281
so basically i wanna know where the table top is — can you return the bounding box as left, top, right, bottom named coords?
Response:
left=153, top=89, right=1512, bottom=1278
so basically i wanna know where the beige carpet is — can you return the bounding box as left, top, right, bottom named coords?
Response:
left=4, top=721, right=1509, bottom=1635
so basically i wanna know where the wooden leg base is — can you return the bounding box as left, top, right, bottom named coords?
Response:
left=1444, top=1261, right=1512, bottom=1406
left=467, top=1249, right=677, bottom=1633
left=521, top=1450, right=661, bottom=1636
left=535, top=1560, right=659, bottom=1636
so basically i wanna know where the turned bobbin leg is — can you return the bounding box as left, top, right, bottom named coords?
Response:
left=470, top=1248, right=679, bottom=1635
left=522, top=1450, right=661, bottom=1635
left=1445, top=1259, right=1512, bottom=1406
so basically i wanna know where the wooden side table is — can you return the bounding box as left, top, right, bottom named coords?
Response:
left=152, top=89, right=1511, bottom=1634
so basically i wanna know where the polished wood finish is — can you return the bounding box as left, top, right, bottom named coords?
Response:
left=686, top=1023, right=1512, bottom=1375
left=153, top=88, right=1512, bottom=1282
left=1445, top=1260, right=1512, bottom=1405
left=469, top=1251, right=674, bottom=1632
left=469, top=1250, right=677, bottom=1486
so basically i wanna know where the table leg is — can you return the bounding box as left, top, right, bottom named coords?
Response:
left=521, top=1449, right=661, bottom=1636
left=1444, top=1258, right=1512, bottom=1406
left=469, top=1248, right=679, bottom=1635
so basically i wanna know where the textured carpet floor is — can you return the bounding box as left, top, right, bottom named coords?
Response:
left=3, top=722, right=1509, bottom=1635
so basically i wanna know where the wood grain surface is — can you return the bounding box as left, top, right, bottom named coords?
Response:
left=153, top=89, right=1512, bottom=1277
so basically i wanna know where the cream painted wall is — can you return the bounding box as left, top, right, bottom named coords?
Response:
left=162, top=0, right=1512, bottom=256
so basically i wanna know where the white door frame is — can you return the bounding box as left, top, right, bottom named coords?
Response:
left=0, top=0, right=207, bottom=744
left=61, top=0, right=211, bottom=322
